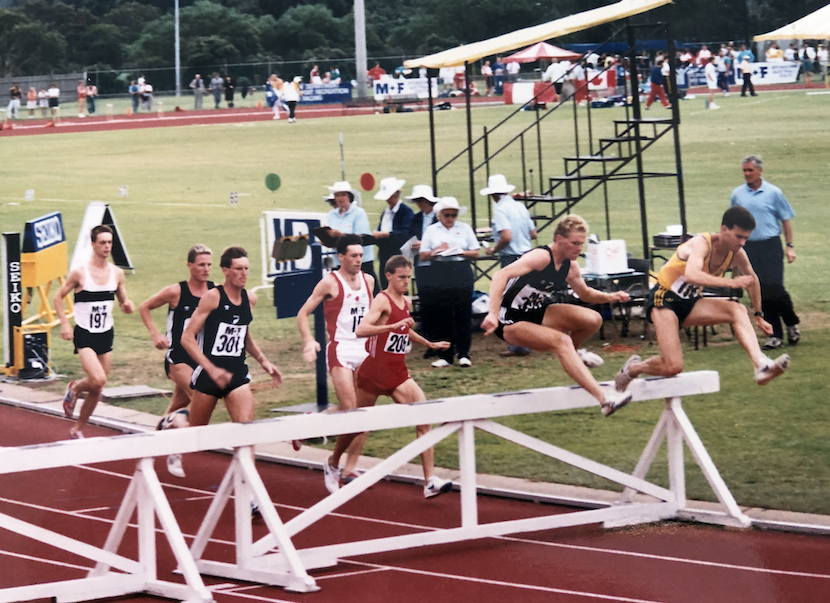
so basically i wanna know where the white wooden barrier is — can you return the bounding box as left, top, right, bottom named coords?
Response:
left=0, top=370, right=749, bottom=601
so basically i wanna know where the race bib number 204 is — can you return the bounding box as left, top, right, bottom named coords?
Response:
left=211, top=323, right=247, bottom=356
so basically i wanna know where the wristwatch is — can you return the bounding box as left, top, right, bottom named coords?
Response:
left=786, top=242, right=794, bottom=248
left=754, top=311, right=763, bottom=317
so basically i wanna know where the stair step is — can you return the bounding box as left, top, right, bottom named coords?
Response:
left=551, top=172, right=677, bottom=182
left=599, top=136, right=651, bottom=143
left=614, top=117, right=674, bottom=124
left=563, top=155, right=626, bottom=162
left=514, top=194, right=576, bottom=203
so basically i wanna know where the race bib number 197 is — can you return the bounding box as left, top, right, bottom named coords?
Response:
left=211, top=323, right=247, bottom=356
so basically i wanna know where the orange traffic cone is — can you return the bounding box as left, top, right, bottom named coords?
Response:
left=126, top=107, right=133, bottom=116
left=256, top=100, right=263, bottom=109
left=3, top=117, right=12, bottom=130
left=45, top=119, right=55, bottom=127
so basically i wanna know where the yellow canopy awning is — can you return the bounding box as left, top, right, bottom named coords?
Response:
left=754, top=4, right=830, bottom=41
left=404, top=0, right=673, bottom=69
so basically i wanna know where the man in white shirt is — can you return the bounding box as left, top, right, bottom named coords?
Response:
left=543, top=59, right=566, bottom=97
left=705, top=56, right=720, bottom=110
left=373, top=177, right=413, bottom=289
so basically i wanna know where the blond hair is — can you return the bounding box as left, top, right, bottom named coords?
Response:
left=553, top=214, right=588, bottom=239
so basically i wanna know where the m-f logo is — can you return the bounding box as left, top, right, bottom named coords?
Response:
left=7, top=261, right=22, bottom=314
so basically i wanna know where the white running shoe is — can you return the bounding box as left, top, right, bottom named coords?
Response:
left=614, top=355, right=641, bottom=391
left=754, top=354, right=790, bottom=386
left=577, top=348, right=603, bottom=368
left=166, top=454, right=185, bottom=478
left=324, top=457, right=342, bottom=493
left=709, top=102, right=720, bottom=110
left=458, top=357, right=472, bottom=367
left=424, top=476, right=453, bottom=499
left=601, top=388, right=633, bottom=417
left=431, top=359, right=451, bottom=368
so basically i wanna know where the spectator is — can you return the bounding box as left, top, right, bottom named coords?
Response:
left=482, top=60, right=493, bottom=95
left=506, top=60, right=520, bottom=83
left=48, top=82, right=60, bottom=119
left=324, top=181, right=377, bottom=283
left=715, top=48, right=731, bottom=96
left=190, top=74, right=206, bottom=109
left=368, top=62, right=386, bottom=81
left=818, top=44, right=829, bottom=81
left=404, top=185, right=439, bottom=351
left=310, top=64, right=319, bottom=82
left=38, top=88, right=48, bottom=117
left=802, top=43, right=816, bottom=85
left=209, top=73, right=223, bottom=108
left=766, top=43, right=783, bottom=62
left=705, top=56, right=720, bottom=110
left=679, top=49, right=695, bottom=66
left=7, top=83, right=22, bottom=120
left=419, top=197, right=480, bottom=368
left=784, top=43, right=796, bottom=62
left=373, top=177, right=413, bottom=290
left=86, top=82, right=98, bottom=115
left=730, top=155, right=800, bottom=350
left=736, top=43, right=755, bottom=64
left=543, top=58, right=566, bottom=97
left=141, top=81, right=153, bottom=111
left=282, top=76, right=301, bottom=123
left=129, top=80, right=140, bottom=114
left=76, top=80, right=87, bottom=117
left=224, top=76, right=234, bottom=108
left=322, top=72, right=331, bottom=84
left=739, top=56, right=757, bottom=97
left=265, top=75, right=283, bottom=120
left=331, top=65, right=342, bottom=84
left=26, top=86, right=37, bottom=118
left=439, top=67, right=455, bottom=93
left=645, top=57, right=671, bottom=109
left=493, top=56, right=506, bottom=95
left=482, top=174, right=537, bottom=357
left=695, top=44, right=712, bottom=67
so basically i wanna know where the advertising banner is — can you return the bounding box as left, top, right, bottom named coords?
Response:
left=373, top=76, right=438, bottom=100
left=3, top=233, right=22, bottom=368
left=298, top=83, right=353, bottom=105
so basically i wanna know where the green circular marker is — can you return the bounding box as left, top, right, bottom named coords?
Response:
left=265, top=173, right=281, bottom=192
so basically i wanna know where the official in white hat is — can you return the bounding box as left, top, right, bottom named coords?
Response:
left=323, top=181, right=376, bottom=279
left=481, top=174, right=537, bottom=357
left=373, top=176, right=413, bottom=289
left=419, top=196, right=481, bottom=368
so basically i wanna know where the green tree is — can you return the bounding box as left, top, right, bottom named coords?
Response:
left=268, top=4, right=344, bottom=57
left=0, top=12, right=67, bottom=76
left=104, top=2, right=161, bottom=44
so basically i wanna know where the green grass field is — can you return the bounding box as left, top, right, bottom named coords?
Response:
left=2, top=88, right=829, bottom=514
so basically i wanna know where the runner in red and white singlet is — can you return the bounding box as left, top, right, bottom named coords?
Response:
left=324, top=268, right=372, bottom=370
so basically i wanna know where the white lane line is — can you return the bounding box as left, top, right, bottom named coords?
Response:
left=0, top=548, right=91, bottom=572
left=313, top=566, right=389, bottom=581
left=345, top=559, right=667, bottom=603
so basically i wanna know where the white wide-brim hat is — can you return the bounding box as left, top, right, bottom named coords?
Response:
left=404, top=184, right=438, bottom=204
left=374, top=177, right=407, bottom=201
left=326, top=181, right=362, bottom=205
left=434, top=196, right=466, bottom=215
left=479, top=173, right=516, bottom=196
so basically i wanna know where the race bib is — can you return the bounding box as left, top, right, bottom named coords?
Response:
left=670, top=277, right=701, bottom=300
left=88, top=303, right=111, bottom=333
left=211, top=323, right=247, bottom=357
left=510, top=284, right=549, bottom=312
left=384, top=332, right=409, bottom=354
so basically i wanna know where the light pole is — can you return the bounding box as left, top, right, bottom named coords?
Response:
left=354, top=0, right=367, bottom=98
left=175, top=0, right=181, bottom=97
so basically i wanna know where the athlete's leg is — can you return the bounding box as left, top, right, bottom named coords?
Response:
left=626, top=308, right=684, bottom=378
left=541, top=303, right=603, bottom=348
left=71, top=350, right=111, bottom=436
left=390, top=379, right=434, bottom=480
left=188, top=390, right=219, bottom=427
left=502, top=318, right=608, bottom=404
left=341, top=369, right=369, bottom=476
left=331, top=383, right=376, bottom=469
left=166, top=363, right=194, bottom=414
left=682, top=298, right=768, bottom=369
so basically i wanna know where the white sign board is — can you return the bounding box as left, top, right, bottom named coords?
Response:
left=373, top=76, right=438, bottom=100
left=24, top=189, right=34, bottom=202
left=261, top=211, right=328, bottom=280
left=734, top=61, right=800, bottom=85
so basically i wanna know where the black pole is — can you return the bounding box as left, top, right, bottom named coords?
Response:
left=311, top=246, right=328, bottom=410
left=428, top=71, right=438, bottom=194
left=667, top=22, right=687, bottom=237
left=535, top=103, right=544, bottom=195
left=627, top=22, right=649, bottom=258
left=465, top=62, right=476, bottom=231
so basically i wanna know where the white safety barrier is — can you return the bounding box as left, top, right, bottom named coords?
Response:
left=0, top=370, right=748, bottom=602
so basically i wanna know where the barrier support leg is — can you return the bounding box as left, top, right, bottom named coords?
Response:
left=458, top=420, right=478, bottom=528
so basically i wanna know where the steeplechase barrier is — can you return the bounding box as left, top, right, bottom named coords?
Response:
left=0, top=370, right=750, bottom=603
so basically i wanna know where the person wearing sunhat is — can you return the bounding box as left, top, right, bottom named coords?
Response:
left=405, top=184, right=440, bottom=350
left=482, top=174, right=537, bottom=358
left=419, top=197, right=480, bottom=367
left=323, top=181, right=377, bottom=281
left=373, top=176, right=414, bottom=289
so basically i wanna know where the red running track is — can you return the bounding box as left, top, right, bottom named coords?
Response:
left=1, top=403, right=829, bottom=603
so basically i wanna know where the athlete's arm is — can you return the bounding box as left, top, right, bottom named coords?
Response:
left=567, top=262, right=630, bottom=304
left=481, top=248, right=551, bottom=336
left=248, top=290, right=258, bottom=308
left=408, top=328, right=450, bottom=350
left=245, top=331, right=282, bottom=388
left=138, top=284, right=180, bottom=350
left=53, top=268, right=82, bottom=341
left=732, top=249, right=774, bottom=336
left=355, top=294, right=412, bottom=337
left=684, top=236, right=750, bottom=290
left=181, top=288, right=231, bottom=387
left=296, top=276, right=336, bottom=363
left=114, top=268, right=135, bottom=314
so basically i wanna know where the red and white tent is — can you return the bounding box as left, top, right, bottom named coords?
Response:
left=502, top=42, right=582, bottom=63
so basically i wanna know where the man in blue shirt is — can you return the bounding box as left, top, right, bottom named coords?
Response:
left=730, top=155, right=799, bottom=349
left=325, top=181, right=377, bottom=282
left=482, top=174, right=537, bottom=357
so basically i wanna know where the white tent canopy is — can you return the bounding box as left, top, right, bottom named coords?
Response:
left=404, top=0, right=672, bottom=69
left=754, top=3, right=830, bottom=41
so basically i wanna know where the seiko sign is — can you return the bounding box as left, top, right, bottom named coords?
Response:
left=22, top=212, right=65, bottom=253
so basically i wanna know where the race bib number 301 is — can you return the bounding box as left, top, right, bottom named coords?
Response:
left=384, top=332, right=409, bottom=354
left=211, top=323, right=247, bottom=357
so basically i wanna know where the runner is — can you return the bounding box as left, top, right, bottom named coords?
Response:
left=297, top=234, right=374, bottom=489
left=615, top=206, right=790, bottom=392
left=54, top=225, right=135, bottom=439
left=138, top=244, right=214, bottom=478
left=350, top=255, right=453, bottom=498
left=481, top=215, right=633, bottom=416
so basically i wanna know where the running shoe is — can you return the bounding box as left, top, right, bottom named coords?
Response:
left=166, top=454, right=185, bottom=478
left=324, top=457, right=342, bottom=493
left=577, top=348, right=603, bottom=368
left=709, top=102, right=720, bottom=110
left=251, top=500, right=261, bottom=518
left=63, top=380, right=78, bottom=418
left=343, top=471, right=361, bottom=485
left=424, top=476, right=453, bottom=499
left=431, top=359, right=451, bottom=368
left=601, top=388, right=633, bottom=417
left=458, top=357, right=472, bottom=367
left=69, top=429, right=84, bottom=440
left=292, top=439, right=303, bottom=451
left=754, top=354, right=790, bottom=386
left=614, top=355, right=641, bottom=392
left=786, top=325, right=801, bottom=345
left=763, top=337, right=783, bottom=350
